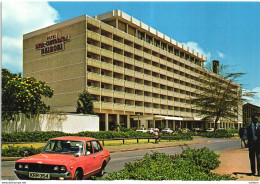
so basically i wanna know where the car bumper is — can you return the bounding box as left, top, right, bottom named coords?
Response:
left=14, top=169, right=72, bottom=180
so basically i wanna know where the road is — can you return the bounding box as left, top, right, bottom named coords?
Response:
left=1, top=138, right=240, bottom=180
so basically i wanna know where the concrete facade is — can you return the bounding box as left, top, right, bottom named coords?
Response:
left=23, top=10, right=242, bottom=131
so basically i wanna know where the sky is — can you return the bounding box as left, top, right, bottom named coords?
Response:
left=2, top=1, right=260, bottom=106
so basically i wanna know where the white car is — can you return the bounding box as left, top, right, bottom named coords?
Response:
left=206, top=128, right=214, bottom=132
left=147, top=128, right=159, bottom=133
left=161, top=128, right=173, bottom=134
left=136, top=127, right=148, bottom=133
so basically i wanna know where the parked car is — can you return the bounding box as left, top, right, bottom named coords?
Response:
left=192, top=128, right=202, bottom=132
left=206, top=128, right=215, bottom=132
left=161, top=128, right=173, bottom=134
left=136, top=127, right=148, bottom=133
left=181, top=128, right=190, bottom=133
left=147, top=128, right=159, bottom=134
left=14, top=137, right=111, bottom=180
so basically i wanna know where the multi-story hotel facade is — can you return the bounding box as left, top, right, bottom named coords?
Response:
left=23, top=10, right=242, bottom=131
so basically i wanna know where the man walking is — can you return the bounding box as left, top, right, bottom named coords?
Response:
left=243, top=113, right=260, bottom=176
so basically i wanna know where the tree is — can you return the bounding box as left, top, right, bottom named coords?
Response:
left=191, top=63, right=255, bottom=131
left=76, top=90, right=95, bottom=114
left=2, top=68, right=54, bottom=121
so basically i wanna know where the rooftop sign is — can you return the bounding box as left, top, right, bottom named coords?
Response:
left=35, top=34, right=70, bottom=56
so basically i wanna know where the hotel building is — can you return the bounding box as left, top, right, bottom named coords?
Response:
left=23, top=10, right=242, bottom=131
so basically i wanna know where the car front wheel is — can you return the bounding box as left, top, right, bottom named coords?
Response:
left=74, top=169, right=83, bottom=180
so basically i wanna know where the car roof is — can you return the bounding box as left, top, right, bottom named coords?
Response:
left=50, top=136, right=97, bottom=142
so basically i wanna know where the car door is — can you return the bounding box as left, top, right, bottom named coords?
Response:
left=91, top=140, right=104, bottom=170
left=83, top=141, right=96, bottom=176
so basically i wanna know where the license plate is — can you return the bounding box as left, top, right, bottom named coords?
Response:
left=29, top=172, right=50, bottom=179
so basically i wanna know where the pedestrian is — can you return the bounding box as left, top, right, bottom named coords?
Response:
left=243, top=113, right=260, bottom=176
left=239, top=126, right=246, bottom=148
left=154, top=129, right=159, bottom=144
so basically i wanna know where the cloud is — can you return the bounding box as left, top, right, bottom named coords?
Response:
left=217, top=51, right=225, bottom=58
left=183, top=41, right=211, bottom=61
left=2, top=2, right=59, bottom=73
left=247, top=87, right=260, bottom=107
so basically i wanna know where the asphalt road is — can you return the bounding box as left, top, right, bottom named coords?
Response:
left=1, top=138, right=240, bottom=180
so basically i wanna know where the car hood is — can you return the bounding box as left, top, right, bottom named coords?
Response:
left=16, top=153, right=77, bottom=165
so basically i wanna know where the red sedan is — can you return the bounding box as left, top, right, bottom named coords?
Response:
left=14, top=137, right=111, bottom=180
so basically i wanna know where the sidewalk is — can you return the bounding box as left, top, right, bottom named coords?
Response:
left=213, top=148, right=260, bottom=181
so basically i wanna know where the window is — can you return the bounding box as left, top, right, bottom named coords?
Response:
left=85, top=141, right=93, bottom=155
left=92, top=141, right=102, bottom=153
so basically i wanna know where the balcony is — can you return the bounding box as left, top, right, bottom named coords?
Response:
left=101, top=22, right=113, bottom=33
left=143, top=63, right=152, bottom=71
left=145, top=107, right=153, bottom=113
left=87, top=44, right=100, bottom=55
left=135, top=94, right=143, bottom=101
left=87, top=58, right=101, bottom=68
left=93, top=101, right=101, bottom=109
left=143, top=52, right=151, bottom=60
left=152, top=76, right=160, bottom=83
left=179, top=84, right=186, bottom=91
left=134, top=37, right=143, bottom=45
left=152, top=56, right=160, bottom=63
left=144, top=96, right=152, bottom=103
left=113, top=103, right=125, bottom=111
left=151, top=45, right=160, bottom=53
left=114, top=53, right=124, bottom=62
left=135, top=60, right=143, bottom=68
left=125, top=80, right=135, bottom=88
left=161, top=99, right=168, bottom=105
left=124, top=57, right=134, bottom=66
left=144, top=74, right=152, bottom=81
left=167, top=100, right=174, bottom=106
left=153, top=87, right=160, bottom=94
left=87, top=87, right=100, bottom=95
left=113, top=29, right=124, bottom=38
left=101, top=75, right=113, bottom=84
left=167, top=81, right=174, bottom=87
left=135, top=83, right=144, bottom=90
left=114, top=91, right=125, bottom=99
left=101, top=49, right=112, bottom=58
left=144, top=85, right=152, bottom=92
left=114, top=65, right=124, bottom=73
left=101, top=36, right=113, bottom=46
left=161, top=109, right=168, bottom=115
left=160, top=89, right=168, bottom=95
left=87, top=30, right=100, bottom=41
left=101, top=62, right=113, bottom=71
left=153, top=97, right=160, bottom=104
left=114, top=41, right=124, bottom=50
left=152, top=66, right=159, bottom=73
left=153, top=108, right=160, bottom=114
left=124, top=45, right=134, bottom=53
left=125, top=92, right=135, bottom=100
left=101, top=89, right=113, bottom=97
left=174, top=101, right=181, bottom=107
left=135, top=72, right=143, bottom=79
left=124, top=68, right=134, bottom=77
left=167, top=91, right=174, bottom=97
left=160, top=59, right=167, bottom=66
left=87, top=17, right=100, bottom=27
left=160, top=78, right=167, bottom=86
left=113, top=78, right=124, bottom=86
left=134, top=49, right=143, bottom=57
left=179, top=93, right=186, bottom=99
left=88, top=72, right=101, bottom=81
left=135, top=106, right=144, bottom=112
left=101, top=102, right=113, bottom=109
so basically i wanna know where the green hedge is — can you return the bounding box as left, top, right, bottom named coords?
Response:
left=2, top=130, right=192, bottom=143
left=2, top=145, right=44, bottom=157
left=196, top=130, right=234, bottom=138
left=99, top=147, right=236, bottom=181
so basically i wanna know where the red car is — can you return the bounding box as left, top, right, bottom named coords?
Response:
left=14, top=137, right=111, bottom=180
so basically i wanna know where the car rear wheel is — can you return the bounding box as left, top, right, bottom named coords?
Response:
left=97, top=162, right=106, bottom=177
left=74, top=169, right=83, bottom=180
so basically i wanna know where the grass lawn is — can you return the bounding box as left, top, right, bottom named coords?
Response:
left=2, top=139, right=182, bottom=149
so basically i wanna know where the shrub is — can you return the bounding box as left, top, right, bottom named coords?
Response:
left=196, top=130, right=233, bottom=138
left=2, top=145, right=43, bottom=157
left=100, top=147, right=235, bottom=181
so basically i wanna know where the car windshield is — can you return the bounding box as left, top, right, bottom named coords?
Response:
left=42, top=140, right=84, bottom=155
left=137, top=128, right=144, bottom=130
